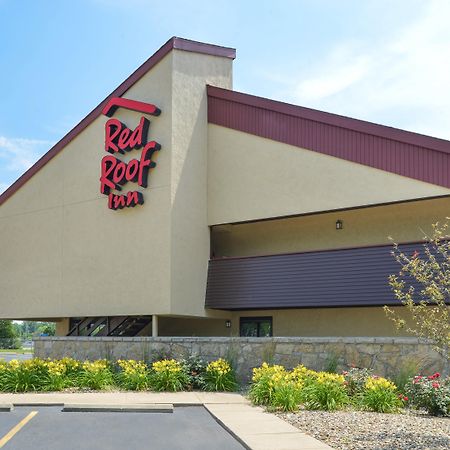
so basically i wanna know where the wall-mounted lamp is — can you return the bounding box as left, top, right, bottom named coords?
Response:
left=225, top=320, right=231, bottom=328
left=336, top=220, right=343, bottom=230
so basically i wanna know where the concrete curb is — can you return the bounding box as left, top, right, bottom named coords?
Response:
left=62, top=403, right=173, bottom=413
left=0, top=403, right=13, bottom=412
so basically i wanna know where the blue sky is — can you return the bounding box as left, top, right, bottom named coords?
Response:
left=1, top=0, right=449, bottom=193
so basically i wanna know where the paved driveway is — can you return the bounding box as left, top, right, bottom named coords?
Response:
left=0, top=406, right=244, bottom=449
left=0, top=352, right=32, bottom=362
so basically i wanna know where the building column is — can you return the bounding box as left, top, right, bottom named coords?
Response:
left=152, top=315, right=158, bottom=337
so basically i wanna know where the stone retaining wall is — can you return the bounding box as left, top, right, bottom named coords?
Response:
left=34, top=336, right=447, bottom=382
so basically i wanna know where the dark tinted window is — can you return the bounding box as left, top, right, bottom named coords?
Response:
left=239, top=317, right=272, bottom=337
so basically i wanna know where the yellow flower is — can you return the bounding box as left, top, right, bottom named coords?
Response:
left=152, top=359, right=182, bottom=373
left=365, top=376, right=397, bottom=391
left=206, top=358, right=231, bottom=375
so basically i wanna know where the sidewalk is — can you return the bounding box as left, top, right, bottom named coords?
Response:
left=0, top=392, right=333, bottom=450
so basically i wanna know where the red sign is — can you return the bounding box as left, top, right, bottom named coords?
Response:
left=99, top=97, right=161, bottom=210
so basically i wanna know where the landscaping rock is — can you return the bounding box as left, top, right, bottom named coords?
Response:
left=279, top=409, right=450, bottom=450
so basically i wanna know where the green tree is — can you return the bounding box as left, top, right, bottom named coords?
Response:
left=385, top=221, right=450, bottom=364
left=37, top=323, right=55, bottom=336
left=0, top=320, right=20, bottom=349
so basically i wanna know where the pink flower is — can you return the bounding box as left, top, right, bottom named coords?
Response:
left=432, top=382, right=440, bottom=389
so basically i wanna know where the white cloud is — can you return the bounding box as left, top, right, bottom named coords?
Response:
left=0, top=136, right=53, bottom=172
left=280, top=0, right=450, bottom=140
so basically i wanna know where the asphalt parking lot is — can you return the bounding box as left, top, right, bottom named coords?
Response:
left=0, top=406, right=245, bottom=449
left=0, top=352, right=32, bottom=362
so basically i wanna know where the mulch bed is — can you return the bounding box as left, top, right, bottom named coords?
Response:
left=278, top=409, right=449, bottom=450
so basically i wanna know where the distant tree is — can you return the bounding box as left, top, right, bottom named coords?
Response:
left=37, top=323, right=55, bottom=336
left=0, top=320, right=21, bottom=349
left=385, top=221, right=450, bottom=364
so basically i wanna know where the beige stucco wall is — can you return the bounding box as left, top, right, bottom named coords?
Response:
left=1, top=43, right=448, bottom=327
left=0, top=48, right=233, bottom=320
left=0, top=53, right=174, bottom=319
left=159, top=308, right=412, bottom=337
left=158, top=316, right=231, bottom=337
left=212, top=196, right=450, bottom=257
left=230, top=308, right=411, bottom=337
left=207, top=125, right=450, bottom=225
left=169, top=50, right=232, bottom=317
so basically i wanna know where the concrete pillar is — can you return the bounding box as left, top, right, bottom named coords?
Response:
left=55, top=318, right=70, bottom=336
left=152, top=315, right=158, bottom=337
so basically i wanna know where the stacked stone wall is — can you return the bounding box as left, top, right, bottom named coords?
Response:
left=34, top=336, right=446, bottom=382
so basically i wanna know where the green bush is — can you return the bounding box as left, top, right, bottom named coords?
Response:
left=150, top=359, right=189, bottom=392
left=405, top=373, right=450, bottom=416
left=77, top=360, right=114, bottom=390
left=302, top=372, right=349, bottom=411
left=203, top=358, right=237, bottom=392
left=249, top=363, right=287, bottom=406
left=181, top=355, right=207, bottom=390
left=271, top=380, right=302, bottom=412
left=0, top=359, right=48, bottom=392
left=115, top=360, right=150, bottom=391
left=343, top=367, right=373, bottom=396
left=359, top=376, right=403, bottom=413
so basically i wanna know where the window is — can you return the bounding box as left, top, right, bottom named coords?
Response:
left=239, top=317, right=272, bottom=337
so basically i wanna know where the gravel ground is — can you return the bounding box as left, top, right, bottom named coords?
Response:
left=278, top=409, right=449, bottom=450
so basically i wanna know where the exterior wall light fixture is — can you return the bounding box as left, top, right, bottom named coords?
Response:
left=336, top=220, right=343, bottom=230
left=226, top=320, right=231, bottom=328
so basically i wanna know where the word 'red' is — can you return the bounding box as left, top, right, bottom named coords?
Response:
left=99, top=98, right=161, bottom=210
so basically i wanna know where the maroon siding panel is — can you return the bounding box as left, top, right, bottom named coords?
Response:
left=207, top=87, right=450, bottom=188
left=205, top=243, right=424, bottom=310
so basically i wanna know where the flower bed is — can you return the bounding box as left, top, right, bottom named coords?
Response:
left=248, top=363, right=450, bottom=417
left=0, top=357, right=237, bottom=393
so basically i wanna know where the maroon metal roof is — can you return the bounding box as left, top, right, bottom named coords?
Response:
left=0, top=38, right=236, bottom=207
left=207, top=86, right=450, bottom=188
left=205, top=242, right=429, bottom=310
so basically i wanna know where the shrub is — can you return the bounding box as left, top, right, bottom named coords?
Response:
left=0, top=359, right=48, bottom=392
left=249, top=363, right=287, bottom=406
left=150, top=359, right=188, bottom=392
left=203, top=358, right=237, bottom=392
left=270, top=379, right=302, bottom=412
left=405, top=373, right=450, bottom=416
left=116, top=360, right=149, bottom=391
left=44, top=360, right=68, bottom=391
left=58, top=357, right=82, bottom=387
left=289, top=364, right=318, bottom=387
left=302, top=372, right=349, bottom=411
left=391, top=358, right=426, bottom=394
left=343, top=367, right=373, bottom=396
left=77, top=360, right=114, bottom=390
left=180, top=356, right=207, bottom=390
left=360, top=376, right=403, bottom=413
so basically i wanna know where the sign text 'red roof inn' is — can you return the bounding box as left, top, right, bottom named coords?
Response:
left=99, top=97, right=161, bottom=210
